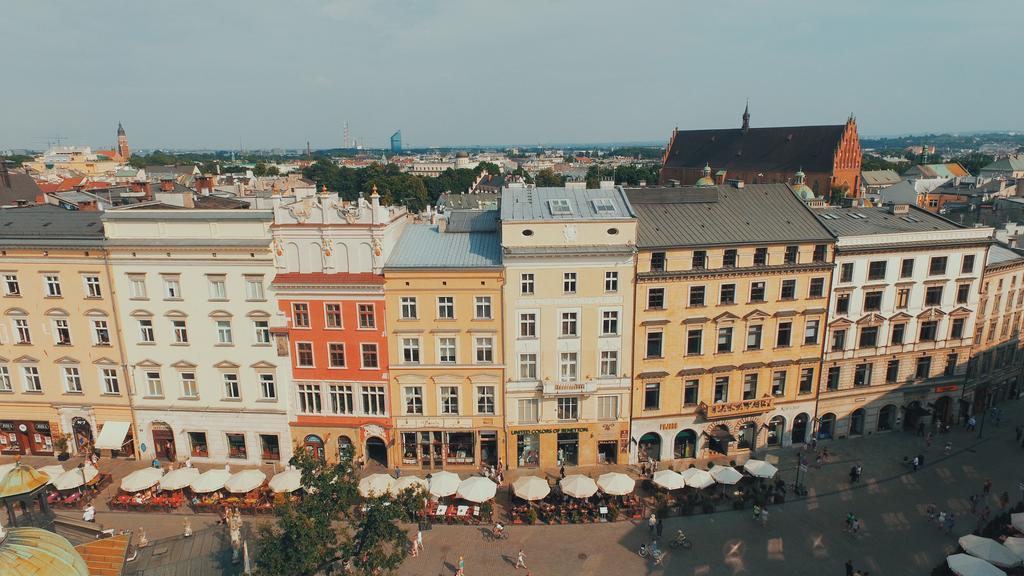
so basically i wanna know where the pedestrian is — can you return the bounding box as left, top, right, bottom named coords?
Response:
left=82, top=503, right=96, bottom=523
left=414, top=528, right=423, bottom=553
left=456, top=555, right=465, bottom=576
left=850, top=517, right=861, bottom=535
left=926, top=503, right=937, bottom=520
left=937, top=511, right=946, bottom=528
left=846, top=560, right=855, bottom=576
left=912, top=456, right=920, bottom=472
left=917, top=421, right=926, bottom=436
left=516, top=549, right=527, bottom=570
left=761, top=507, right=769, bottom=527
left=559, top=464, right=566, bottom=480
left=844, top=512, right=855, bottom=532
left=926, top=432, right=933, bottom=448
left=946, top=513, right=955, bottom=534
left=753, top=504, right=762, bottom=521
left=849, top=465, right=858, bottom=483
left=656, top=518, right=664, bottom=540
left=648, top=513, right=657, bottom=536
left=855, top=464, right=863, bottom=482
left=394, top=466, right=401, bottom=479
left=984, top=479, right=993, bottom=495
left=944, top=441, right=952, bottom=456
left=967, top=416, right=977, bottom=432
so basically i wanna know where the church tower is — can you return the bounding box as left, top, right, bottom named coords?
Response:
left=117, top=122, right=130, bottom=161
left=741, top=101, right=750, bottom=132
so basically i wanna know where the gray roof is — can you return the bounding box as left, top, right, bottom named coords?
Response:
left=878, top=180, right=919, bottom=204
left=988, top=243, right=1024, bottom=266
left=499, top=186, right=636, bottom=221
left=812, top=205, right=963, bottom=236
left=982, top=155, right=1024, bottom=173
left=446, top=210, right=498, bottom=232
left=861, top=170, right=902, bottom=187
left=0, top=204, right=104, bottom=246
left=385, top=224, right=502, bottom=269
left=624, top=184, right=832, bottom=248
left=102, top=209, right=273, bottom=221
left=0, top=168, right=42, bottom=207
left=439, top=192, right=502, bottom=211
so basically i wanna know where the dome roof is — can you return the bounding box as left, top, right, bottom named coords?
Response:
left=792, top=184, right=815, bottom=200
left=0, top=462, right=48, bottom=498
left=0, top=527, right=88, bottom=576
left=455, top=151, right=469, bottom=158
left=695, top=162, right=714, bottom=187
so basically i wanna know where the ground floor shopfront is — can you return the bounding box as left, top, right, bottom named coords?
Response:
left=815, top=380, right=968, bottom=441
left=507, top=421, right=629, bottom=470
left=133, top=408, right=292, bottom=466
left=290, top=416, right=392, bottom=466
left=393, top=416, right=505, bottom=471
left=969, top=371, right=1024, bottom=415
left=0, top=402, right=136, bottom=458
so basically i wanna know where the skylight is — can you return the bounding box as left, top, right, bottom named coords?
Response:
left=548, top=199, right=572, bottom=215
left=591, top=198, right=616, bottom=214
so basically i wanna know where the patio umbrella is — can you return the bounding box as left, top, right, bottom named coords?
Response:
left=38, top=465, right=66, bottom=484
left=358, top=473, right=395, bottom=498
left=428, top=471, right=461, bottom=498
left=597, top=472, right=635, bottom=496
left=1012, top=513, right=1024, bottom=532
left=392, top=475, right=428, bottom=495
left=512, top=476, right=550, bottom=501
left=958, top=535, right=1022, bottom=568
left=226, top=470, right=267, bottom=494
left=652, top=470, right=685, bottom=491
left=53, top=465, right=99, bottom=491
left=269, top=469, right=303, bottom=494
left=0, top=462, right=15, bottom=482
left=160, top=467, right=200, bottom=491
left=457, top=477, right=497, bottom=503
left=947, top=553, right=1007, bottom=576
left=560, top=474, right=598, bottom=499
left=710, top=466, right=743, bottom=485
left=743, top=459, right=778, bottom=479
left=684, top=469, right=715, bottom=489
left=190, top=469, right=231, bottom=494
left=120, top=467, right=164, bottom=493
left=1002, top=537, right=1024, bottom=562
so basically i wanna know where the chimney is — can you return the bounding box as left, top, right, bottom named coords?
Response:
left=159, top=178, right=174, bottom=192
left=78, top=200, right=99, bottom=212
left=182, top=192, right=195, bottom=209
left=437, top=217, right=447, bottom=233
left=669, top=179, right=680, bottom=188
left=890, top=203, right=910, bottom=215
left=716, top=171, right=728, bottom=185
left=195, top=175, right=215, bottom=196
left=728, top=179, right=745, bottom=189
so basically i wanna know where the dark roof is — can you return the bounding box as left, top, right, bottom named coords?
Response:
left=0, top=168, right=42, bottom=207
left=122, top=527, right=233, bottom=576
left=439, top=192, right=501, bottom=211
left=624, top=184, right=832, bottom=248
left=385, top=224, right=502, bottom=269
left=193, top=195, right=250, bottom=209
left=664, top=125, right=846, bottom=173
left=446, top=210, right=498, bottom=232
left=0, top=204, right=104, bottom=245
left=812, top=205, right=963, bottom=236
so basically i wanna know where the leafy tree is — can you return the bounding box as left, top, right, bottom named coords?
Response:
left=253, top=162, right=280, bottom=177
left=510, top=166, right=534, bottom=184
left=474, top=161, right=501, bottom=176
left=949, top=152, right=994, bottom=176
left=861, top=153, right=910, bottom=174
left=534, top=168, right=565, bottom=187
left=0, top=154, right=33, bottom=168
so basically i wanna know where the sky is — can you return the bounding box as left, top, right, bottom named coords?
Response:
left=2, top=0, right=1021, bottom=151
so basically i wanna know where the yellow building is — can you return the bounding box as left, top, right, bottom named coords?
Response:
left=501, top=185, right=637, bottom=469
left=626, top=184, right=834, bottom=462
left=384, top=212, right=506, bottom=470
left=25, top=147, right=119, bottom=176
left=0, top=206, right=135, bottom=458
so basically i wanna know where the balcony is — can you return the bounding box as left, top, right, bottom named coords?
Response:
left=698, top=396, right=775, bottom=420
left=543, top=379, right=598, bottom=396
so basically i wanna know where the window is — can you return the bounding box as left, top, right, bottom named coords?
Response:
left=647, top=288, right=665, bottom=309
left=896, top=288, right=910, bottom=309
left=644, top=383, right=660, bottom=410
left=226, top=434, right=247, bottom=459
left=400, top=338, right=419, bottom=364
left=859, top=326, right=879, bottom=348
left=783, top=245, right=798, bottom=265
left=692, top=250, right=708, bottom=269
left=325, top=303, right=343, bottom=328
left=475, top=337, right=494, bottom=363
left=254, top=320, right=271, bottom=344
left=951, top=317, right=965, bottom=339
left=245, top=277, right=265, bottom=300
left=683, top=380, right=699, bottom=406
left=298, top=384, right=322, bottom=414
left=891, top=323, right=906, bottom=345
left=563, top=272, right=577, bottom=293
left=900, top=258, right=915, bottom=278
left=216, top=320, right=233, bottom=344
left=477, top=386, right=496, bottom=414
left=138, top=319, right=154, bottom=343
left=559, top=352, right=578, bottom=381
left=780, top=279, right=796, bottom=300
left=438, top=338, right=457, bottom=363
left=101, top=368, right=119, bottom=394
left=519, top=353, right=538, bottom=379
left=13, top=318, right=30, bottom=344
left=295, top=342, right=314, bottom=367
left=944, top=353, right=958, bottom=376
left=54, top=319, right=71, bottom=345
left=223, top=373, right=240, bottom=399
left=813, top=244, right=827, bottom=263
left=362, top=386, right=386, bottom=415
left=292, top=303, right=310, bottom=328
left=520, top=273, right=535, bottom=295
left=3, top=274, right=20, bottom=296
left=598, top=395, right=619, bottom=420
left=777, top=321, right=792, bottom=347
left=929, top=256, right=947, bottom=276
left=864, top=291, right=882, bottom=311
left=743, top=373, right=758, bottom=400
left=717, top=326, right=733, bottom=353
left=720, top=283, right=736, bottom=304
left=441, top=386, right=459, bottom=414
left=804, top=319, right=820, bottom=344
left=853, top=363, right=872, bottom=387
left=809, top=277, right=825, bottom=298
left=645, top=331, right=663, bottom=358
left=915, top=356, right=932, bottom=378
left=840, top=263, right=854, bottom=283
left=518, top=399, right=539, bottom=423
left=826, top=366, right=840, bottom=391
left=357, top=304, right=376, bottom=328
left=601, top=310, right=619, bottom=335
left=404, top=386, right=423, bottom=414
left=180, top=372, right=198, bottom=398
left=557, top=397, right=579, bottom=421
left=208, top=277, right=227, bottom=300
left=400, top=297, right=417, bottom=319
left=560, top=312, right=578, bottom=336
left=650, top=252, right=666, bottom=272
left=750, top=282, right=766, bottom=302
left=885, top=360, right=900, bottom=383
left=754, top=247, right=768, bottom=266
left=723, top=249, right=738, bottom=267
left=128, top=276, right=146, bottom=299
left=19, top=366, right=41, bottom=392
left=799, top=368, right=814, bottom=394
left=329, top=385, right=353, bottom=414
left=172, top=320, right=188, bottom=344
left=163, top=276, right=180, bottom=299
left=474, top=296, right=492, bottom=319
left=868, top=261, right=887, bottom=281
left=44, top=275, right=62, bottom=297
left=746, top=324, right=763, bottom=350
left=836, top=293, right=850, bottom=314
left=360, top=343, right=379, bottom=368
left=63, top=367, right=82, bottom=393
left=686, top=328, right=703, bottom=355
left=145, top=371, right=162, bottom=397
left=599, top=350, right=619, bottom=377
left=831, top=329, right=847, bottom=351
left=605, top=271, right=619, bottom=292
left=84, top=276, right=102, bottom=298
left=437, top=297, right=454, bottom=319
left=925, top=286, right=943, bottom=306
left=956, top=283, right=970, bottom=304
left=519, top=313, right=537, bottom=337
left=689, top=285, right=706, bottom=306
left=92, top=319, right=110, bottom=345
left=961, top=254, right=976, bottom=274
left=919, top=321, right=938, bottom=342
left=713, top=377, right=729, bottom=403
left=548, top=198, right=572, bottom=213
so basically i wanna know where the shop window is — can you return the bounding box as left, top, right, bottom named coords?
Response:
left=227, top=433, right=247, bottom=459
left=446, top=432, right=475, bottom=465
left=260, top=434, right=280, bottom=460
left=516, top=433, right=540, bottom=467
left=557, top=432, right=579, bottom=466
left=188, top=431, right=209, bottom=457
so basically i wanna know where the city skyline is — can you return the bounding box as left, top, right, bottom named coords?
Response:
left=2, top=0, right=1022, bottom=150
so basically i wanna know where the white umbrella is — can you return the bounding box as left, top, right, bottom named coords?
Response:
left=269, top=469, right=303, bottom=494
left=428, top=471, right=461, bottom=498
left=393, top=475, right=428, bottom=495
left=190, top=469, right=231, bottom=494
left=358, top=473, right=395, bottom=498
left=684, top=468, right=715, bottom=489
left=53, top=465, right=99, bottom=491
left=959, top=535, right=1022, bottom=568
left=120, top=467, right=164, bottom=493
left=710, top=466, right=743, bottom=485
left=160, top=467, right=200, bottom=491
left=226, top=470, right=267, bottom=494
left=947, top=553, right=1007, bottom=576
left=652, top=470, right=685, bottom=491
left=1002, top=537, right=1024, bottom=561
left=512, top=476, right=550, bottom=501
left=457, top=477, right=497, bottom=503
left=38, top=465, right=66, bottom=484
left=1012, top=512, right=1024, bottom=533
left=743, top=459, right=778, bottom=479
left=597, top=472, right=635, bottom=496
left=560, top=474, right=598, bottom=499
left=0, top=462, right=15, bottom=482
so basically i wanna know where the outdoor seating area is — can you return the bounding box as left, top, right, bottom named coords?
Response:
left=45, top=464, right=110, bottom=509
left=508, top=473, right=643, bottom=524
left=643, top=461, right=785, bottom=516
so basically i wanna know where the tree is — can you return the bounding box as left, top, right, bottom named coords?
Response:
left=254, top=162, right=280, bottom=177
left=474, top=161, right=501, bottom=176
left=534, top=168, right=565, bottom=187
left=950, top=152, right=994, bottom=176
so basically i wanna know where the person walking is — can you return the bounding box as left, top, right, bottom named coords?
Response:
left=983, top=479, right=993, bottom=495
left=648, top=513, right=657, bottom=537
left=855, top=464, right=863, bottom=482
left=944, top=441, right=952, bottom=456
left=760, top=507, right=770, bottom=527
left=515, top=549, right=527, bottom=570
left=753, top=504, right=762, bottom=522
left=967, top=416, right=977, bottom=432
left=844, top=512, right=855, bottom=532
left=945, top=513, right=956, bottom=535
left=937, top=511, right=946, bottom=529
left=917, top=453, right=925, bottom=468
left=656, top=518, right=664, bottom=540
left=850, top=516, right=861, bottom=535
left=911, top=456, right=920, bottom=472
left=846, top=560, right=855, bottom=576
left=415, top=528, right=423, bottom=554
left=559, top=464, right=566, bottom=480
left=456, top=555, right=465, bottom=576
left=849, top=466, right=858, bottom=484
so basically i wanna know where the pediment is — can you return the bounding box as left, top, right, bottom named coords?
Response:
left=743, top=309, right=770, bottom=321
left=917, top=307, right=947, bottom=320
left=54, top=356, right=79, bottom=365
left=13, top=355, right=38, bottom=364
left=250, top=361, right=277, bottom=369
left=93, top=357, right=117, bottom=366
left=171, top=360, right=197, bottom=369
left=713, top=311, right=739, bottom=323
left=213, top=360, right=240, bottom=369
left=856, top=313, right=885, bottom=325
left=134, top=359, right=161, bottom=368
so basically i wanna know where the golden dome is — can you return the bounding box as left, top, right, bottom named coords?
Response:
left=695, top=162, right=715, bottom=187
left=0, top=527, right=89, bottom=576
left=791, top=169, right=815, bottom=200
left=0, top=462, right=48, bottom=498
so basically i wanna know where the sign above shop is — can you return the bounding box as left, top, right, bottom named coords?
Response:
left=698, top=397, right=775, bottom=420
left=935, top=385, right=959, bottom=393
left=512, top=427, right=588, bottom=436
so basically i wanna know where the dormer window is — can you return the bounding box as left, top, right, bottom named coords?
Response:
left=591, top=198, right=616, bottom=214
left=548, top=199, right=572, bottom=215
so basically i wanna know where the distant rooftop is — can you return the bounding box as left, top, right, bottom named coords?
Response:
left=812, top=205, right=963, bottom=236
left=499, top=186, right=635, bottom=221
left=0, top=204, right=104, bottom=246
left=988, top=243, right=1024, bottom=266
left=384, top=222, right=501, bottom=269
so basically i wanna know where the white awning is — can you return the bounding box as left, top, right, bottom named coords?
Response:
left=94, top=421, right=131, bottom=450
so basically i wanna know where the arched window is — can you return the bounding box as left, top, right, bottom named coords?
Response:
left=766, top=416, right=786, bottom=445
left=673, top=429, right=697, bottom=459
left=792, top=413, right=809, bottom=444
left=637, top=432, right=662, bottom=462
left=818, top=413, right=836, bottom=439
left=877, top=405, right=896, bottom=431
left=849, top=409, right=865, bottom=436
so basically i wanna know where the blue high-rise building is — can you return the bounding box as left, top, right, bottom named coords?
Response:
left=390, top=130, right=402, bottom=153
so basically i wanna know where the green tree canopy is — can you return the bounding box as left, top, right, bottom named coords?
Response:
left=534, top=168, right=565, bottom=187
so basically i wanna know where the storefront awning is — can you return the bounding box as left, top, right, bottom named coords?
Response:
left=94, top=421, right=131, bottom=450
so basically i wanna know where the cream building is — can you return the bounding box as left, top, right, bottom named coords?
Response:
left=501, top=186, right=637, bottom=469
left=103, top=209, right=291, bottom=465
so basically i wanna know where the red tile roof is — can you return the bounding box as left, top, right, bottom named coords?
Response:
left=272, top=272, right=384, bottom=286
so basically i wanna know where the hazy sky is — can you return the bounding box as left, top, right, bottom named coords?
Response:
left=2, top=0, right=1020, bottom=150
